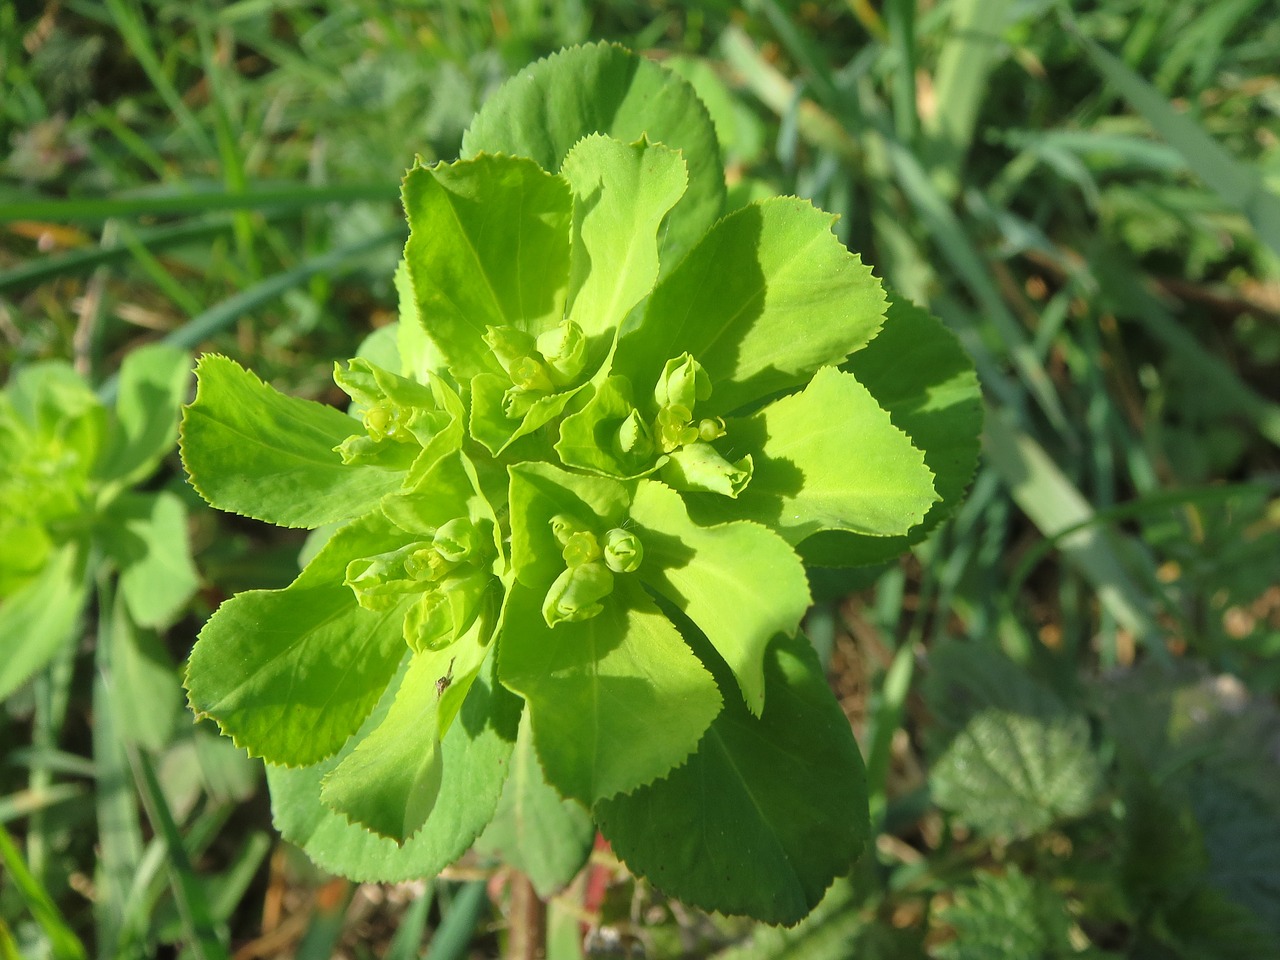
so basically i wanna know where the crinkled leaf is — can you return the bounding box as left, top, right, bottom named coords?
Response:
left=616, top=198, right=886, bottom=416
left=104, top=490, right=198, bottom=630
left=630, top=479, right=810, bottom=716
left=184, top=514, right=417, bottom=765
left=475, top=711, right=595, bottom=898
left=800, top=294, right=982, bottom=566
left=932, top=867, right=1078, bottom=960
left=462, top=42, right=724, bottom=271
left=555, top=376, right=658, bottom=478
left=930, top=708, right=1101, bottom=840
left=697, top=366, right=937, bottom=545
left=0, top=544, right=86, bottom=702
left=98, top=343, right=192, bottom=488
left=470, top=372, right=582, bottom=457
left=596, top=630, right=867, bottom=926
left=561, top=134, right=687, bottom=341
left=401, top=155, right=572, bottom=382
left=180, top=355, right=404, bottom=528
left=267, top=645, right=521, bottom=881
left=319, top=646, right=449, bottom=841
left=498, top=580, right=721, bottom=805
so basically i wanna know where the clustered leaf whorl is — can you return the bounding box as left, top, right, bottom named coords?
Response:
left=179, top=42, right=981, bottom=925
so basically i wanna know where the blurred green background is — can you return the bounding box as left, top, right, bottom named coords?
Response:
left=2, top=1, right=1278, bottom=957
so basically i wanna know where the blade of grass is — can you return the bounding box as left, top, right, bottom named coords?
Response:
left=0, top=183, right=397, bottom=223
left=0, top=823, right=88, bottom=960
left=295, top=880, right=353, bottom=960
left=128, top=748, right=230, bottom=960
left=96, top=226, right=403, bottom=402
left=102, top=0, right=217, bottom=156
left=426, top=882, right=488, bottom=960
left=982, top=406, right=1169, bottom=663
left=0, top=784, right=85, bottom=824
left=385, top=885, right=436, bottom=960
left=1071, top=25, right=1280, bottom=257
left=885, top=0, right=919, bottom=145
left=923, top=0, right=1015, bottom=197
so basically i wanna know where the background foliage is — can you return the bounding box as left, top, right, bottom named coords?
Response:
left=1, top=0, right=1277, bottom=957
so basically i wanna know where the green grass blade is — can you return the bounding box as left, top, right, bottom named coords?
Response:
left=885, top=0, right=919, bottom=145
left=0, top=823, right=88, bottom=960
left=0, top=784, right=85, bottom=824
left=0, top=183, right=397, bottom=223
left=385, top=885, right=436, bottom=960
left=426, top=882, right=488, bottom=960
left=982, top=407, right=1169, bottom=662
left=128, top=749, right=230, bottom=960
left=1072, top=27, right=1280, bottom=257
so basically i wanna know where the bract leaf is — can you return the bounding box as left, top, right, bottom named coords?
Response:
left=498, top=580, right=721, bottom=805
left=401, top=155, right=572, bottom=382
left=98, top=343, right=192, bottom=488
left=266, top=645, right=521, bottom=881
left=104, top=489, right=199, bottom=630
left=629, top=479, right=810, bottom=716
left=475, top=711, right=595, bottom=898
left=561, top=134, right=688, bottom=341
left=0, top=544, right=87, bottom=702
left=699, top=366, right=938, bottom=545
left=615, top=198, right=886, bottom=416
left=596, top=631, right=868, bottom=926
left=555, top=376, right=658, bottom=479
left=184, top=513, right=418, bottom=766
left=319, top=646, right=449, bottom=841
left=180, top=355, right=404, bottom=528
left=799, top=294, right=982, bottom=566
left=461, top=42, right=724, bottom=271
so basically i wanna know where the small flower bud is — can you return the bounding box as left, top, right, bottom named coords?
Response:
left=562, top=530, right=602, bottom=567
left=654, top=353, right=712, bottom=411
left=550, top=514, right=584, bottom=547
left=536, top=320, right=587, bottom=385
left=345, top=542, right=433, bottom=610
left=483, top=325, right=537, bottom=374
left=697, top=417, right=726, bottom=442
left=432, top=517, right=483, bottom=564
left=660, top=443, right=753, bottom=499
left=616, top=408, right=654, bottom=458
left=542, top=561, right=615, bottom=627
left=603, top=528, right=643, bottom=573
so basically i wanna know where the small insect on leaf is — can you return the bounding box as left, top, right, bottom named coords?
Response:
left=435, top=657, right=456, bottom=698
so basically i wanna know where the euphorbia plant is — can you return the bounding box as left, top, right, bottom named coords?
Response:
left=181, top=43, right=980, bottom=925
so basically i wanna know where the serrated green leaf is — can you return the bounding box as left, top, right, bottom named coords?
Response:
left=596, top=631, right=867, bottom=926
left=184, top=514, right=418, bottom=765
left=319, top=647, right=448, bottom=841
left=461, top=42, right=724, bottom=271
left=615, top=198, right=886, bottom=417
left=932, top=866, right=1078, bottom=960
left=0, top=544, right=86, bottom=702
left=105, top=490, right=198, bottom=630
left=498, top=580, right=721, bottom=805
left=561, top=134, right=688, bottom=341
left=267, top=646, right=521, bottom=882
left=696, top=366, right=937, bottom=545
left=630, top=479, right=810, bottom=716
left=97, top=343, right=191, bottom=488
left=475, top=711, right=595, bottom=898
left=799, top=294, right=982, bottom=566
left=930, top=708, right=1100, bottom=839
left=180, top=355, right=404, bottom=528
left=401, top=155, right=572, bottom=382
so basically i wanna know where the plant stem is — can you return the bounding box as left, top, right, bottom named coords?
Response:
left=507, top=871, right=546, bottom=960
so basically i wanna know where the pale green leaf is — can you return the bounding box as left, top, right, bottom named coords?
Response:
left=401, top=155, right=572, bottom=381
left=699, top=366, right=938, bottom=545
left=596, top=631, right=867, bottom=926
left=107, top=490, right=199, bottom=630
left=630, top=479, right=810, bottom=716
left=932, top=866, right=1078, bottom=960
left=319, top=647, right=449, bottom=841
left=98, top=343, right=192, bottom=488
left=0, top=544, right=87, bottom=702
left=461, top=42, right=724, bottom=271
left=498, top=580, right=721, bottom=804
left=266, top=647, right=521, bottom=882
left=109, top=594, right=181, bottom=751
left=799, top=294, right=981, bottom=566
left=615, top=198, right=886, bottom=417
left=561, top=135, right=688, bottom=341
left=475, top=711, right=594, bottom=898
left=184, top=514, right=418, bottom=766
left=180, top=355, right=404, bottom=528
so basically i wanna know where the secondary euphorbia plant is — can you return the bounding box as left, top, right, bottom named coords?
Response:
left=181, top=43, right=980, bottom=924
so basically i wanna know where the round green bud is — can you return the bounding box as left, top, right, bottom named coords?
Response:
left=562, top=530, right=602, bottom=567
left=603, top=528, right=643, bottom=573
left=542, top=561, right=615, bottom=627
